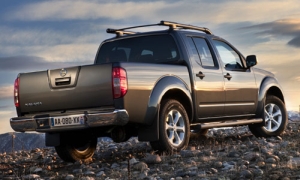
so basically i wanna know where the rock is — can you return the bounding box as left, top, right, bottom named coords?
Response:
left=240, top=144, right=247, bottom=149
left=133, top=162, right=148, bottom=171
left=240, top=170, right=253, bottom=179
left=84, top=171, right=95, bottom=175
left=257, top=161, right=265, bottom=167
left=252, top=168, right=264, bottom=177
left=33, top=168, right=43, bottom=173
left=96, top=171, right=105, bottom=177
left=221, top=162, right=234, bottom=171
left=65, top=174, right=75, bottom=180
left=80, top=177, right=95, bottom=180
left=266, top=164, right=276, bottom=168
left=23, top=174, right=40, bottom=180
left=145, top=154, right=162, bottom=164
left=244, top=152, right=260, bottom=161
left=228, top=151, right=240, bottom=157
left=111, top=162, right=120, bottom=168
left=210, top=168, right=218, bottom=174
left=203, top=150, right=212, bottom=156
left=129, top=158, right=138, bottom=165
left=265, top=158, right=276, bottom=164
left=195, top=170, right=205, bottom=177
left=287, top=157, right=300, bottom=168
left=187, top=146, right=196, bottom=151
left=138, top=171, right=148, bottom=179
left=280, top=141, right=289, bottom=147
left=180, top=150, right=199, bottom=157
left=214, top=161, right=222, bottom=168
left=72, top=169, right=83, bottom=174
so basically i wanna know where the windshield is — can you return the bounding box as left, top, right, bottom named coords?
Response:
left=95, top=35, right=179, bottom=64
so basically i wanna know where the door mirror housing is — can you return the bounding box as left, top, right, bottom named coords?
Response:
left=246, top=55, right=257, bottom=68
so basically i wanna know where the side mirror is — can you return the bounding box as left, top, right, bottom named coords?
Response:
left=246, top=55, right=257, bottom=68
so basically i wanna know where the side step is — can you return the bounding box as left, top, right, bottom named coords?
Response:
left=191, top=118, right=263, bottom=130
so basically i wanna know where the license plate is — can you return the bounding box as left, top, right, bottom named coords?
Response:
left=50, top=115, right=85, bottom=127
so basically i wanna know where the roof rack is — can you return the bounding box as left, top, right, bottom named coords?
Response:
left=106, top=20, right=213, bottom=37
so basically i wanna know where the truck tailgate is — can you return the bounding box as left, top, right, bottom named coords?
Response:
left=19, top=63, right=113, bottom=114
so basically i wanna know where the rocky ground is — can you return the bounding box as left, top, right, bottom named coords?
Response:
left=0, top=122, right=300, bottom=180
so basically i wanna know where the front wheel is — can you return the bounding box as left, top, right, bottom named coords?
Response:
left=249, top=95, right=288, bottom=137
left=55, top=134, right=97, bottom=162
left=150, top=99, right=190, bottom=152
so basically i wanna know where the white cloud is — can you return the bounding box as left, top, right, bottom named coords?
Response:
left=0, top=85, right=13, bottom=99
left=0, top=26, right=109, bottom=62
left=35, top=43, right=99, bottom=62
left=7, top=1, right=300, bottom=24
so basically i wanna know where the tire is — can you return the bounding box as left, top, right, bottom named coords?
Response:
left=150, top=99, right=190, bottom=152
left=55, top=135, right=97, bottom=163
left=249, top=95, right=287, bottom=137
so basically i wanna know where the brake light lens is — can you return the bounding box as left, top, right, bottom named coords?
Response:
left=112, top=67, right=127, bottom=98
left=14, top=77, right=20, bottom=107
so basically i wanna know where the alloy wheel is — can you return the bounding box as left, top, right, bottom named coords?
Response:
left=165, top=109, right=186, bottom=147
left=263, top=103, right=282, bottom=132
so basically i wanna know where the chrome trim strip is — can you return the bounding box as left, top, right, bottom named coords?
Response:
left=199, top=102, right=255, bottom=108
left=10, top=109, right=129, bottom=132
left=225, top=103, right=255, bottom=106
left=199, top=104, right=223, bottom=107
left=198, top=114, right=255, bottom=120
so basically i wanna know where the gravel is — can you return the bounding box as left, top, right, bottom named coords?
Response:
left=0, top=122, right=300, bottom=179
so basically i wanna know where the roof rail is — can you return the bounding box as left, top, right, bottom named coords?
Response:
left=106, top=20, right=213, bottom=37
left=106, top=28, right=136, bottom=37
left=160, top=21, right=212, bottom=35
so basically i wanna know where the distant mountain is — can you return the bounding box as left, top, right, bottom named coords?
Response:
left=0, top=132, right=45, bottom=153
left=288, top=111, right=300, bottom=121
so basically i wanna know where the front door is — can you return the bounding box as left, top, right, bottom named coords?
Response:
left=212, top=40, right=258, bottom=116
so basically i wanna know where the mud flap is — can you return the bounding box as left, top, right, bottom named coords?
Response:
left=138, top=105, right=160, bottom=141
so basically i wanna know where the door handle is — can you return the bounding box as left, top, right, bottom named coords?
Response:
left=196, top=71, right=205, bottom=79
left=224, top=73, right=232, bottom=80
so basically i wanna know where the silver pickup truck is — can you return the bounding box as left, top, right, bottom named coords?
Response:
left=11, top=21, right=287, bottom=162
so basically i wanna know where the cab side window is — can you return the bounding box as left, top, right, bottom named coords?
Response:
left=212, top=40, right=243, bottom=69
left=187, top=37, right=215, bottom=67
left=193, top=38, right=215, bottom=67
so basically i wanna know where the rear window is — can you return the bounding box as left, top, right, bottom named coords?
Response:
left=95, top=35, right=179, bottom=64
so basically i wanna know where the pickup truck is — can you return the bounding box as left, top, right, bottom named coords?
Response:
left=10, top=21, right=288, bottom=162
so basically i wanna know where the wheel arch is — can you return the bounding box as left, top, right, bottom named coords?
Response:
left=161, top=89, right=193, bottom=122
left=144, top=76, right=193, bottom=125
left=138, top=76, right=193, bottom=142
left=256, top=77, right=285, bottom=117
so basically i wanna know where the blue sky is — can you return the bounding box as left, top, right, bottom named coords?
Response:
left=1, top=0, right=300, bottom=133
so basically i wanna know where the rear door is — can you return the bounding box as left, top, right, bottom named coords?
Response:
left=211, top=39, right=257, bottom=116
left=186, top=36, right=225, bottom=119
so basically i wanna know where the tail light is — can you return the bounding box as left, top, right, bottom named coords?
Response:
left=112, top=67, right=127, bottom=98
left=14, top=77, right=20, bottom=107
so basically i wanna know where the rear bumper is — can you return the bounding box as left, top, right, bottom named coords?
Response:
left=10, top=109, right=129, bottom=132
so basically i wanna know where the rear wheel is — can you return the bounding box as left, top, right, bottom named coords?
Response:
left=55, top=134, right=97, bottom=162
left=150, top=99, right=190, bottom=152
left=249, top=95, right=287, bottom=137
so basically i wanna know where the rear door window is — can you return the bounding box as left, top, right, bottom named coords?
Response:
left=96, top=35, right=179, bottom=64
